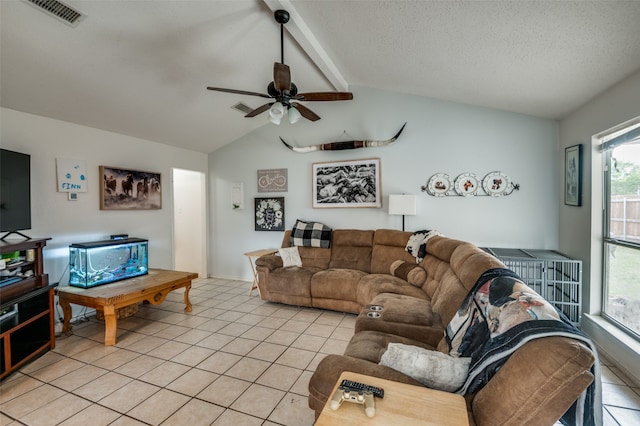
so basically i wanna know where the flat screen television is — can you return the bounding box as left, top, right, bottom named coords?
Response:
left=0, top=149, right=32, bottom=240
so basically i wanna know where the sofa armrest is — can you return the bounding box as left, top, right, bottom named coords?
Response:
left=471, top=336, right=595, bottom=426
left=308, top=354, right=423, bottom=418
left=255, top=254, right=282, bottom=271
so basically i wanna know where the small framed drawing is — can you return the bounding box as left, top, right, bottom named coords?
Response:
left=257, top=168, right=288, bottom=192
left=255, top=197, right=285, bottom=231
left=100, top=166, right=162, bottom=210
left=312, top=158, right=382, bottom=208
left=565, top=144, right=582, bottom=206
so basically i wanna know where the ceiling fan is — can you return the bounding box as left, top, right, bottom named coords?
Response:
left=206, top=9, right=353, bottom=124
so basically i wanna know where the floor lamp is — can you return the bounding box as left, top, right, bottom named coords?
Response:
left=388, top=194, right=417, bottom=232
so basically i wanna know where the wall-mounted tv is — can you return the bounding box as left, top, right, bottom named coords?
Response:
left=0, top=149, right=32, bottom=240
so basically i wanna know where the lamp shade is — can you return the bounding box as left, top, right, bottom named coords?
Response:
left=388, top=194, right=417, bottom=216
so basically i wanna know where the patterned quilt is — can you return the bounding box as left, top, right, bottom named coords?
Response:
left=446, top=268, right=602, bottom=426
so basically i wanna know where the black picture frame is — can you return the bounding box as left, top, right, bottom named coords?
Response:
left=564, top=144, right=582, bottom=206
left=254, top=197, right=285, bottom=231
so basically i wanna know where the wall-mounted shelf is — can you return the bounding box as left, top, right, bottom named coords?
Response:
left=421, top=171, right=520, bottom=197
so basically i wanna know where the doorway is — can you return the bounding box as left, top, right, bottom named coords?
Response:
left=172, top=168, right=206, bottom=277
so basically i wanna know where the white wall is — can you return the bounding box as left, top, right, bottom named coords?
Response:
left=558, top=69, right=640, bottom=384
left=208, top=86, right=559, bottom=281
left=559, top=70, right=640, bottom=312
left=1, top=107, right=208, bottom=309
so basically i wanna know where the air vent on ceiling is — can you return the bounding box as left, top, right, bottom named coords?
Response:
left=231, top=102, right=254, bottom=115
left=24, top=0, right=85, bottom=27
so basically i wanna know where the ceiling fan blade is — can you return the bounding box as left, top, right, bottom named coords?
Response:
left=298, top=92, right=354, bottom=101
left=245, top=103, right=273, bottom=118
left=292, top=103, right=320, bottom=122
left=273, top=63, right=291, bottom=92
left=206, top=87, right=272, bottom=99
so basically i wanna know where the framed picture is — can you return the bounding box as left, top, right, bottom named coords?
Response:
left=564, top=144, right=582, bottom=206
left=312, top=158, right=382, bottom=208
left=255, top=197, right=285, bottom=231
left=257, top=168, right=288, bottom=192
left=100, top=166, right=162, bottom=210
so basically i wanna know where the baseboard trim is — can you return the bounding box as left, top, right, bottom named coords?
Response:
left=582, top=313, right=640, bottom=386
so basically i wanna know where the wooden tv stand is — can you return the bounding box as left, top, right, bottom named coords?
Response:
left=58, top=269, right=197, bottom=346
left=1, top=238, right=54, bottom=380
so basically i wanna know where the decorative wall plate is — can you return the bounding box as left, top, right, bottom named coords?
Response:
left=482, top=171, right=511, bottom=197
left=427, top=173, right=451, bottom=196
left=454, top=173, right=479, bottom=196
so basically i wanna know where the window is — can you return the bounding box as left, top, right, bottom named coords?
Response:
left=602, top=120, right=640, bottom=339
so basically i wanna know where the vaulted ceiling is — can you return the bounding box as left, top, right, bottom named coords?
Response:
left=2, top=0, right=640, bottom=153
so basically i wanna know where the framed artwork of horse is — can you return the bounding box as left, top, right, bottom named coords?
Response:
left=312, top=158, right=381, bottom=208
left=100, top=166, right=162, bottom=210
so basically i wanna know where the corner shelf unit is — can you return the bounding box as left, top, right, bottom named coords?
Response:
left=1, top=238, right=56, bottom=380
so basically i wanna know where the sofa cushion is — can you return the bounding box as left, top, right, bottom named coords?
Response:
left=379, top=343, right=471, bottom=392
left=344, top=330, right=435, bottom=364
left=356, top=274, right=428, bottom=306
left=290, top=219, right=332, bottom=248
left=311, top=268, right=366, bottom=302
left=366, top=293, right=438, bottom=327
left=370, top=229, right=416, bottom=274
left=390, top=260, right=427, bottom=287
left=356, top=293, right=444, bottom=347
left=279, top=247, right=302, bottom=267
left=328, top=230, right=374, bottom=272
left=267, top=267, right=318, bottom=297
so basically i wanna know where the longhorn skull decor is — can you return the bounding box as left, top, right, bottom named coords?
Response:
left=280, top=123, right=407, bottom=153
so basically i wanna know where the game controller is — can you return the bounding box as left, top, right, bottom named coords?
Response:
left=330, top=385, right=376, bottom=418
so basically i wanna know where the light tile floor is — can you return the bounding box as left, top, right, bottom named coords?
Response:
left=1, top=277, right=639, bottom=425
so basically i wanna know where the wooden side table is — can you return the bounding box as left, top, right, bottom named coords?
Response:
left=243, top=248, right=278, bottom=296
left=315, top=371, right=469, bottom=426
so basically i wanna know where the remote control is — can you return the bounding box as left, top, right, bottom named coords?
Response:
left=340, top=379, right=384, bottom=399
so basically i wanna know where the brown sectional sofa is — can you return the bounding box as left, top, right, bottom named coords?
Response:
left=255, top=228, right=597, bottom=425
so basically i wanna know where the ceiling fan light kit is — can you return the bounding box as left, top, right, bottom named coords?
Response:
left=206, top=10, right=353, bottom=124
left=288, top=106, right=302, bottom=124
left=268, top=102, right=285, bottom=124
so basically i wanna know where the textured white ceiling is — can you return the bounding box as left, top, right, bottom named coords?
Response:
left=2, top=0, right=640, bottom=153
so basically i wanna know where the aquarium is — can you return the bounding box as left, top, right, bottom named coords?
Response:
left=69, top=238, right=148, bottom=288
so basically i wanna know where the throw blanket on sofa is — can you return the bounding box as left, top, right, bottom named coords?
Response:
left=446, top=268, right=601, bottom=426
left=405, top=229, right=443, bottom=263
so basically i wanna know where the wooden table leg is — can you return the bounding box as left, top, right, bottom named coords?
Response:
left=183, top=284, right=192, bottom=312
left=102, top=305, right=117, bottom=346
left=247, top=255, right=259, bottom=296
left=60, top=299, right=73, bottom=333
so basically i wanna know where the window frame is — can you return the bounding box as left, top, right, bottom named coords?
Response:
left=601, top=120, right=640, bottom=340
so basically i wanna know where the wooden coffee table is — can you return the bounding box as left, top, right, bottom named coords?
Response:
left=315, top=371, right=469, bottom=425
left=58, top=268, right=197, bottom=346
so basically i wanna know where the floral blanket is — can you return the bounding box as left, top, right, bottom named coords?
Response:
left=446, top=268, right=601, bottom=426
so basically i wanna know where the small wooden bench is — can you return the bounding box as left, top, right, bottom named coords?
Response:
left=58, top=268, right=197, bottom=345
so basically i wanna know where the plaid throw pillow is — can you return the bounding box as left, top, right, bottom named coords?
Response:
left=290, top=219, right=332, bottom=248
